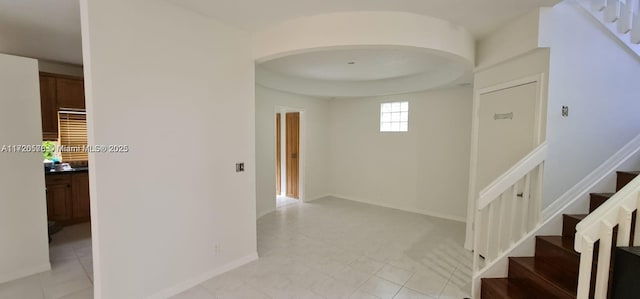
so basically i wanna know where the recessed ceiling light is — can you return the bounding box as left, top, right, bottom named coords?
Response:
left=347, top=61, right=356, bottom=65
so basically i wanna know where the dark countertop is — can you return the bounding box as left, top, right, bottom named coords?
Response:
left=45, top=167, right=89, bottom=175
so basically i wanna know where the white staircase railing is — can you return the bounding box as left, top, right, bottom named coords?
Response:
left=472, top=142, right=548, bottom=274
left=577, top=0, right=640, bottom=57
left=574, top=174, right=640, bottom=299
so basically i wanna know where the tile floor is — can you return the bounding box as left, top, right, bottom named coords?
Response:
left=0, top=223, right=94, bottom=299
left=0, top=196, right=471, bottom=299
left=173, top=196, right=472, bottom=299
left=276, top=196, right=299, bottom=208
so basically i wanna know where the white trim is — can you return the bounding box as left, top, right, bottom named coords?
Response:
left=478, top=142, right=548, bottom=209
left=542, top=133, right=640, bottom=220
left=464, top=73, right=546, bottom=249
left=474, top=48, right=548, bottom=73
left=146, top=252, right=258, bottom=299
left=0, top=262, right=51, bottom=284
left=304, top=194, right=331, bottom=203
left=330, top=194, right=467, bottom=223
left=257, top=208, right=276, bottom=219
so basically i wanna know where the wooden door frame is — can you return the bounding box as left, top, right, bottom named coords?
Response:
left=276, top=113, right=281, bottom=196
left=464, top=73, right=547, bottom=250
left=274, top=106, right=306, bottom=201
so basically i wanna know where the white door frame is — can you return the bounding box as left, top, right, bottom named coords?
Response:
left=464, top=73, right=547, bottom=250
left=274, top=105, right=306, bottom=201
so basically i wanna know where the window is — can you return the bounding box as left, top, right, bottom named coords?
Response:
left=380, top=101, right=409, bottom=132
left=58, top=110, right=88, bottom=162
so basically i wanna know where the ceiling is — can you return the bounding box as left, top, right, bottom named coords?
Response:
left=0, top=0, right=82, bottom=65
left=261, top=48, right=453, bottom=82
left=169, top=0, right=560, bottom=37
left=0, top=0, right=560, bottom=96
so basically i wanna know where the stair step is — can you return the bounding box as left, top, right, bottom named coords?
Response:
left=616, top=171, right=640, bottom=191
left=535, top=236, right=579, bottom=292
left=590, top=193, right=614, bottom=213
left=481, top=278, right=534, bottom=299
left=508, top=257, right=576, bottom=299
left=562, top=214, right=587, bottom=238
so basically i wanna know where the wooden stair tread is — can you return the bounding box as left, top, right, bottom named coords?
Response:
left=509, top=257, right=577, bottom=299
left=590, top=192, right=614, bottom=197
left=617, top=171, right=640, bottom=175
left=481, top=278, right=534, bottom=299
left=565, top=214, right=587, bottom=220
left=616, top=171, right=639, bottom=191
left=590, top=193, right=614, bottom=213
left=537, top=236, right=578, bottom=255
left=562, top=214, right=588, bottom=238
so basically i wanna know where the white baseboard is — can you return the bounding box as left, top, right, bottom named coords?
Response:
left=330, top=194, right=466, bottom=223
left=257, top=208, right=276, bottom=219
left=0, top=262, right=51, bottom=284
left=146, top=252, right=258, bottom=299
left=304, top=194, right=331, bottom=203
left=542, top=133, right=640, bottom=220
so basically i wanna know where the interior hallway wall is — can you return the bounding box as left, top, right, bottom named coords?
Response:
left=542, top=1, right=640, bottom=207
left=80, top=0, right=256, bottom=297
left=0, top=53, right=50, bottom=283
left=327, top=87, right=473, bottom=221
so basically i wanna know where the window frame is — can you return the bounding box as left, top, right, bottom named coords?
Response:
left=379, top=101, right=409, bottom=133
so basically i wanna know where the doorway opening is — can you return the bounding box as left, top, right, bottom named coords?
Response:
left=275, top=107, right=304, bottom=208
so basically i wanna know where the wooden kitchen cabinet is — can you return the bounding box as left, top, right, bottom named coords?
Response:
left=45, top=175, right=72, bottom=222
left=55, top=77, right=85, bottom=109
left=39, top=75, right=58, bottom=140
left=71, top=173, right=91, bottom=221
left=45, top=172, right=90, bottom=225
left=38, top=72, right=86, bottom=140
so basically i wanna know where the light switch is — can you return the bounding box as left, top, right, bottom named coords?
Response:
left=562, top=106, right=569, bottom=117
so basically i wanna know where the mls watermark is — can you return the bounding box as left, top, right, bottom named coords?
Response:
left=1, top=144, right=130, bottom=153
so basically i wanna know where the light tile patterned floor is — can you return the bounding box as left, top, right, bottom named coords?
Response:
left=174, top=196, right=472, bottom=299
left=276, top=196, right=299, bottom=208
left=0, top=197, right=471, bottom=299
left=0, top=223, right=94, bottom=299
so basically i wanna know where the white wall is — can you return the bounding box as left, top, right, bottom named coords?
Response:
left=255, top=85, right=330, bottom=217
left=327, top=87, right=473, bottom=221
left=80, top=1, right=256, bottom=298
left=0, top=53, right=50, bottom=283
left=476, top=8, right=551, bottom=70
left=542, top=1, right=640, bottom=207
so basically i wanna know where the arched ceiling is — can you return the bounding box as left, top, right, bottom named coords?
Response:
left=169, top=0, right=560, bottom=37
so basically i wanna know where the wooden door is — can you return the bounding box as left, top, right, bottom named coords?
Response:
left=72, top=173, right=91, bottom=220
left=276, top=113, right=281, bottom=195
left=286, top=112, right=300, bottom=198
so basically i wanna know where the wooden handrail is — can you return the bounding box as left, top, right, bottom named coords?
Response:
left=478, top=142, right=548, bottom=210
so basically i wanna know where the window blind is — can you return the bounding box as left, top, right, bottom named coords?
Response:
left=58, top=110, right=88, bottom=162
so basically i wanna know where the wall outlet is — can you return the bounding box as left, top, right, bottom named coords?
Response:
left=236, top=163, right=244, bottom=172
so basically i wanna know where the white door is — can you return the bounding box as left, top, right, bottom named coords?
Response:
left=465, top=79, right=542, bottom=252
left=476, top=82, right=538, bottom=194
